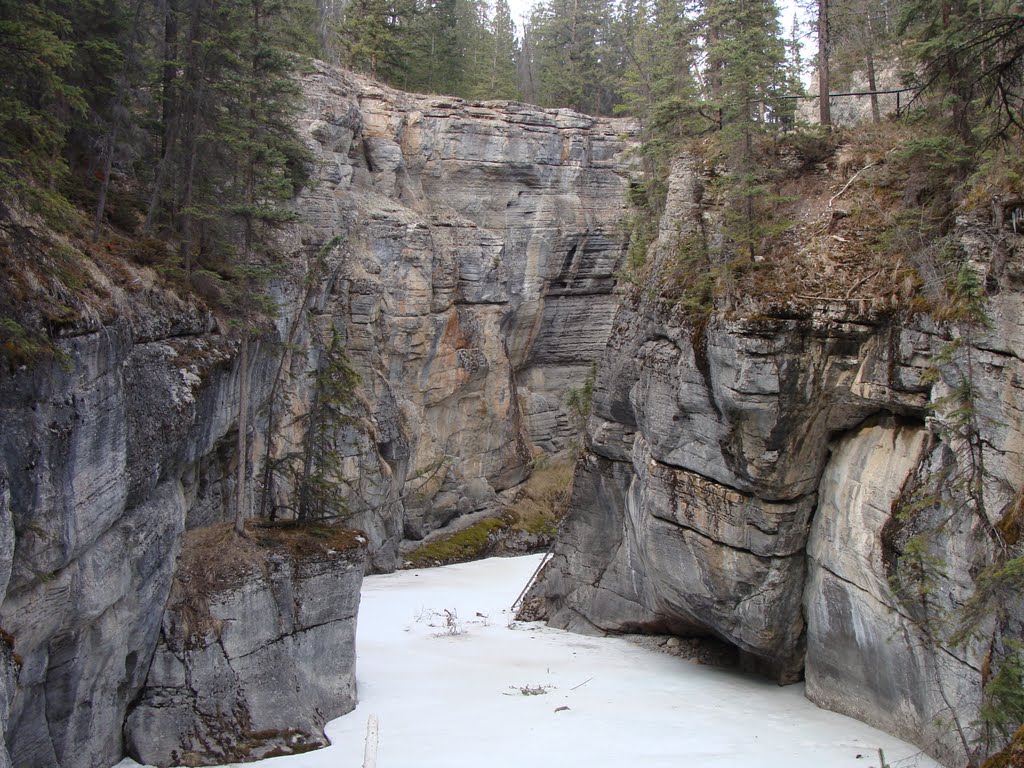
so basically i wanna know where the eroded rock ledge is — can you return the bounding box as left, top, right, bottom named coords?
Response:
left=0, top=65, right=637, bottom=768
left=125, top=524, right=366, bottom=767
left=523, top=156, right=1024, bottom=765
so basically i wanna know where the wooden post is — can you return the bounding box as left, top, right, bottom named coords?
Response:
left=363, top=714, right=379, bottom=768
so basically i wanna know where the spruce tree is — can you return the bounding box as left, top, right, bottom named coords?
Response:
left=702, top=0, right=789, bottom=262
left=264, top=325, right=360, bottom=522
left=617, top=0, right=704, bottom=209
left=337, top=0, right=415, bottom=82
left=0, top=1, right=84, bottom=225
left=902, top=0, right=1024, bottom=143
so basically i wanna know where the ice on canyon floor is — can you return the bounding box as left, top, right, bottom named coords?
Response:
left=117, top=553, right=940, bottom=768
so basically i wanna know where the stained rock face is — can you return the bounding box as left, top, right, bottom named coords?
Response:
left=124, top=526, right=366, bottom=767
left=524, top=156, right=1024, bottom=764
left=0, top=65, right=636, bottom=767
left=295, top=67, right=637, bottom=560
left=802, top=421, right=979, bottom=756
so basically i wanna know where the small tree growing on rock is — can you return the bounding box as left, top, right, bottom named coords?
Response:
left=266, top=325, right=361, bottom=522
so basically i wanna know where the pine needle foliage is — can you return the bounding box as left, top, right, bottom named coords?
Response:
left=269, top=326, right=361, bottom=523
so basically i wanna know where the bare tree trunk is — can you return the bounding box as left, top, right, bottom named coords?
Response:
left=161, top=0, right=179, bottom=159
left=818, top=0, right=831, bottom=129
left=235, top=335, right=251, bottom=535
left=143, top=0, right=180, bottom=232
left=862, top=11, right=880, bottom=123
left=707, top=22, right=722, bottom=103
left=92, top=119, right=119, bottom=242
left=943, top=0, right=972, bottom=143
left=178, top=130, right=199, bottom=276
left=173, top=0, right=204, bottom=273
left=94, top=0, right=151, bottom=241
left=298, top=378, right=321, bottom=522
left=866, top=48, right=880, bottom=123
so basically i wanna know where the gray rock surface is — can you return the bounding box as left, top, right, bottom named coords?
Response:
left=3, top=480, right=186, bottom=768
left=0, top=64, right=637, bottom=767
left=124, top=528, right=366, bottom=766
left=525, top=156, right=1024, bottom=763
left=293, top=65, right=638, bottom=563
left=0, top=634, right=15, bottom=768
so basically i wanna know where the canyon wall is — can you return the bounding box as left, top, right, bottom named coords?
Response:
left=124, top=526, right=366, bottom=766
left=295, top=67, right=637, bottom=561
left=3, top=58, right=1017, bottom=768
left=524, top=157, right=1024, bottom=765
left=0, top=65, right=637, bottom=768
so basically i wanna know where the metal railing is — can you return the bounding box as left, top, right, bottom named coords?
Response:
left=795, top=87, right=915, bottom=126
left=713, top=87, right=915, bottom=130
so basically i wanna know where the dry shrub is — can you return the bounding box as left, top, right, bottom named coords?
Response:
left=170, top=520, right=364, bottom=645
left=507, top=460, right=574, bottom=536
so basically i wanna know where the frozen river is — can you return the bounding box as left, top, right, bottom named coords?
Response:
left=119, top=554, right=941, bottom=768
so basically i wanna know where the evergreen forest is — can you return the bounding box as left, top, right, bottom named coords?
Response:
left=1, top=2, right=1024, bottom=765
left=1, top=0, right=1023, bottom=353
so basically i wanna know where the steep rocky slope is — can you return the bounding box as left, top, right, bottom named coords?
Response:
left=125, top=524, right=366, bottom=766
left=296, top=67, right=637, bottom=562
left=523, top=156, right=1024, bottom=765
left=0, top=64, right=637, bottom=768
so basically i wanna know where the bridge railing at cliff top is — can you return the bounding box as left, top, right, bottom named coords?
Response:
left=794, top=88, right=916, bottom=128
left=714, top=87, right=916, bottom=130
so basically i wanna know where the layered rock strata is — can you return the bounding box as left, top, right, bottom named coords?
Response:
left=297, top=67, right=637, bottom=559
left=124, top=526, right=366, bottom=766
left=0, top=65, right=636, bottom=767
left=524, top=157, right=1024, bottom=764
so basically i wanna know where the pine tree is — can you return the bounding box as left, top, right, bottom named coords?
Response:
left=0, top=1, right=85, bottom=225
left=229, top=0, right=313, bottom=255
left=63, top=0, right=155, bottom=240
left=337, top=0, right=415, bottom=82
left=140, top=0, right=312, bottom=275
left=702, top=0, right=789, bottom=262
left=462, top=0, right=520, bottom=99
left=518, top=19, right=539, bottom=102
left=456, top=0, right=493, bottom=96
left=407, top=0, right=462, bottom=93
left=530, top=0, right=617, bottom=114
left=477, top=0, right=521, bottom=100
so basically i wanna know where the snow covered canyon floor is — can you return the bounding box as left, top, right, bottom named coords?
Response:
left=117, top=554, right=941, bottom=768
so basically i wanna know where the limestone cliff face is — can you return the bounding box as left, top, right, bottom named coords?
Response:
left=0, top=65, right=637, bottom=768
left=525, top=157, right=1024, bottom=765
left=296, top=67, right=637, bottom=559
left=124, top=526, right=366, bottom=766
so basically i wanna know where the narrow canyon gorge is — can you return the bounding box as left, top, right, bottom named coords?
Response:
left=0, top=62, right=1021, bottom=768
